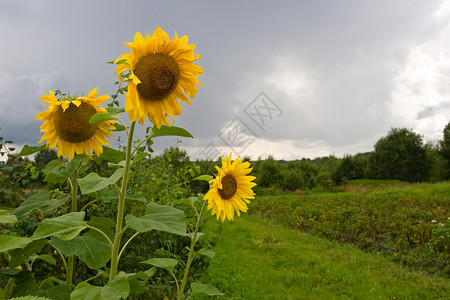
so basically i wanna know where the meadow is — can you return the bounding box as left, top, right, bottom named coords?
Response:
left=199, top=180, right=450, bottom=299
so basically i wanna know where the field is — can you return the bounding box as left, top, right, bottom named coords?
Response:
left=198, top=181, right=450, bottom=299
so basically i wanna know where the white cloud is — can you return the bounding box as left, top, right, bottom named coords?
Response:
left=266, top=56, right=315, bottom=96
left=390, top=9, right=450, bottom=141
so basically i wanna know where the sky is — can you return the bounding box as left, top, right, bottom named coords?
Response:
left=1, top=0, right=450, bottom=161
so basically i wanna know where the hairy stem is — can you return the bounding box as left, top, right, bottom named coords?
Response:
left=66, top=170, right=78, bottom=290
left=178, top=200, right=208, bottom=300
left=109, top=121, right=135, bottom=281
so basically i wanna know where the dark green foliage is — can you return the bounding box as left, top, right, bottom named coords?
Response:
left=256, top=155, right=282, bottom=188
left=369, top=127, right=430, bottom=182
left=439, top=121, right=450, bottom=179
left=34, top=149, right=58, bottom=169
left=333, top=153, right=368, bottom=184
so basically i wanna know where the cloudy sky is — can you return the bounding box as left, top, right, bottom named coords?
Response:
left=1, top=0, right=450, bottom=161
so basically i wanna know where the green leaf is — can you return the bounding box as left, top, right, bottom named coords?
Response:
left=43, top=157, right=85, bottom=184
left=106, top=107, right=126, bottom=117
left=191, top=282, right=224, bottom=296
left=89, top=113, right=115, bottom=124
left=150, top=125, right=194, bottom=139
left=187, top=232, right=205, bottom=244
left=174, top=197, right=198, bottom=206
left=35, top=254, right=56, bottom=265
left=0, top=210, right=18, bottom=224
left=88, top=217, right=116, bottom=240
left=32, top=212, right=86, bottom=241
left=71, top=277, right=130, bottom=300
left=0, top=269, right=33, bottom=281
left=115, top=269, right=156, bottom=295
left=116, top=268, right=156, bottom=282
left=98, top=187, right=119, bottom=203
left=9, top=296, right=51, bottom=300
left=8, top=239, right=48, bottom=268
left=125, top=203, right=186, bottom=236
left=0, top=235, right=32, bottom=252
left=193, top=175, right=213, bottom=182
left=46, top=284, right=71, bottom=300
left=125, top=194, right=147, bottom=203
left=8, top=279, right=43, bottom=297
left=78, top=168, right=125, bottom=194
left=131, top=152, right=148, bottom=165
left=12, top=191, right=68, bottom=217
left=99, top=146, right=125, bottom=163
left=111, top=123, right=126, bottom=132
left=52, top=228, right=111, bottom=269
left=89, top=107, right=125, bottom=124
left=17, top=144, right=47, bottom=157
left=140, top=258, right=178, bottom=272
left=198, top=248, right=216, bottom=258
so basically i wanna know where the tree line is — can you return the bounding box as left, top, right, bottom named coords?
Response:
left=2, top=122, right=450, bottom=195
left=247, top=122, right=450, bottom=191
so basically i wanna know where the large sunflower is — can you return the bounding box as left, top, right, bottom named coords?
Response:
left=115, top=26, right=203, bottom=127
left=35, top=88, right=115, bottom=160
left=204, top=154, right=256, bottom=222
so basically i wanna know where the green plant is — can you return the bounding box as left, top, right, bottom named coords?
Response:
left=253, top=182, right=450, bottom=277
left=0, top=27, right=257, bottom=300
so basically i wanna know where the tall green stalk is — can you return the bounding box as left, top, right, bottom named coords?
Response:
left=178, top=200, right=208, bottom=300
left=66, top=170, right=78, bottom=289
left=109, top=121, right=135, bottom=281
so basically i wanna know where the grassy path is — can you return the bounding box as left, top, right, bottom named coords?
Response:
left=199, top=215, right=450, bottom=300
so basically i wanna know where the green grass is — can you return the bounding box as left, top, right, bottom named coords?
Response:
left=199, top=215, right=450, bottom=300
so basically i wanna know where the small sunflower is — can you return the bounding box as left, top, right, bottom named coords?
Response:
left=204, top=154, right=256, bottom=222
left=115, top=26, right=203, bottom=127
left=35, top=88, right=115, bottom=160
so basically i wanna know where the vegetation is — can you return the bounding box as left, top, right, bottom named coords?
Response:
left=201, top=215, right=449, bottom=300
left=2, top=122, right=450, bottom=299
left=368, top=128, right=430, bottom=182
left=253, top=181, right=450, bottom=277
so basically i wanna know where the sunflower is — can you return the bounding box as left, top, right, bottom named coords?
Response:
left=35, top=88, right=115, bottom=160
left=204, top=154, right=256, bottom=222
left=115, top=26, right=203, bottom=127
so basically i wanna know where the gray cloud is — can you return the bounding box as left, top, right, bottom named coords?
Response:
left=0, top=0, right=448, bottom=159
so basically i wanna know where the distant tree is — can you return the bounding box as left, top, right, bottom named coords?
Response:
left=34, top=149, right=58, bottom=169
left=315, top=155, right=340, bottom=188
left=438, top=121, right=450, bottom=179
left=162, top=146, right=190, bottom=169
left=426, top=141, right=447, bottom=182
left=257, top=155, right=282, bottom=187
left=333, top=153, right=367, bottom=184
left=368, top=127, right=429, bottom=182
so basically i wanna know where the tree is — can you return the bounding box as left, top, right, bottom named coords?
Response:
left=34, top=148, right=58, bottom=169
left=257, top=155, right=282, bottom=187
left=333, top=153, right=368, bottom=184
left=368, top=127, right=429, bottom=182
left=438, top=121, right=450, bottom=179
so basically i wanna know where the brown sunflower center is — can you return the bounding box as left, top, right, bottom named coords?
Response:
left=133, top=53, right=180, bottom=101
left=218, top=174, right=237, bottom=200
left=54, top=102, right=98, bottom=143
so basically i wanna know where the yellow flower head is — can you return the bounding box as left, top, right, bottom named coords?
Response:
left=115, top=26, right=203, bottom=127
left=204, top=153, right=256, bottom=222
left=35, top=89, right=115, bottom=160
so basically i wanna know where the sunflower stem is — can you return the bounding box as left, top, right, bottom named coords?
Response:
left=66, top=170, right=78, bottom=290
left=178, top=200, right=208, bottom=300
left=109, top=121, right=135, bottom=281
